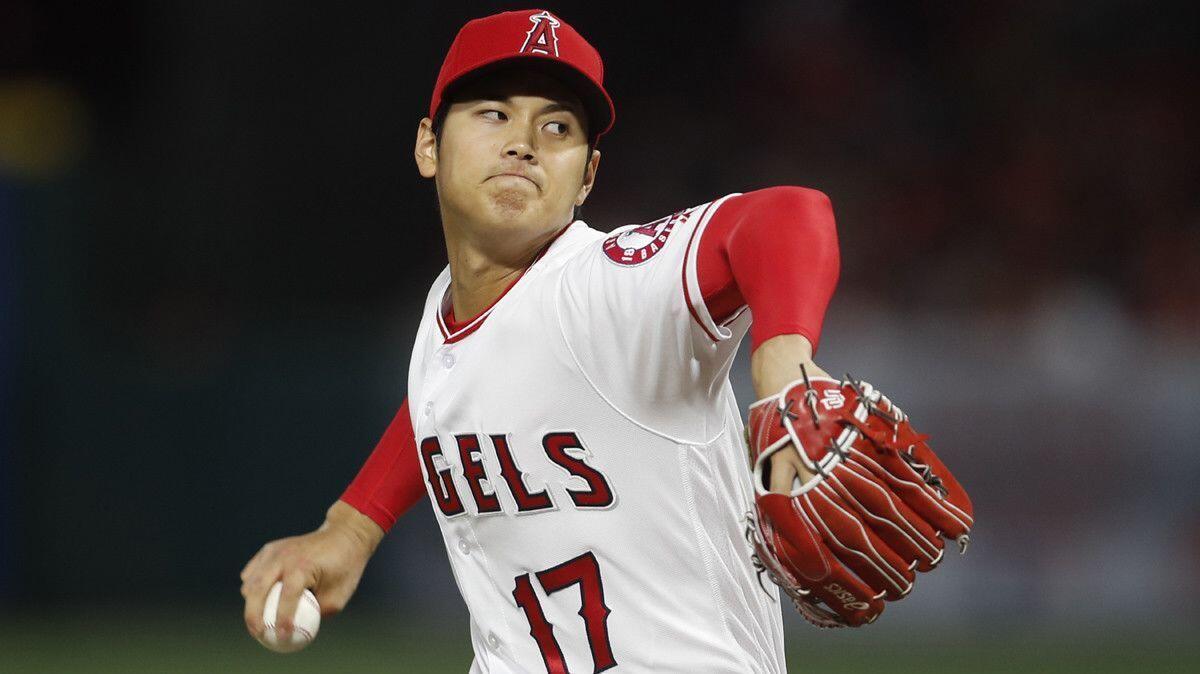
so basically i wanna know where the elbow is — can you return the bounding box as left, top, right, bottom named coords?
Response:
left=740, top=185, right=837, bottom=233
left=766, top=186, right=841, bottom=275
left=777, top=185, right=833, bottom=215
left=770, top=185, right=832, bottom=208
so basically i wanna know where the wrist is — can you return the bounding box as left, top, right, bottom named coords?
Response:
left=324, top=500, right=385, bottom=556
left=750, top=334, right=829, bottom=399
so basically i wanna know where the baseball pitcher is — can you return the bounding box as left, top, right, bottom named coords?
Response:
left=240, top=9, right=974, bottom=673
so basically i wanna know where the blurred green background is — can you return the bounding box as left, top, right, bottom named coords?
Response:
left=2, top=610, right=1197, bottom=673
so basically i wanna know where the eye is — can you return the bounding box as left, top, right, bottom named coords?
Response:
left=546, top=121, right=569, bottom=135
left=481, top=109, right=506, bottom=121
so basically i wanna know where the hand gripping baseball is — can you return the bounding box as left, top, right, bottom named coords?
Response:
left=743, top=367, right=974, bottom=627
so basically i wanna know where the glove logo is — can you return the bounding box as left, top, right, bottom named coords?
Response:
left=520, top=11, right=561, bottom=57
left=824, top=582, right=870, bottom=611
left=820, top=389, right=845, bottom=410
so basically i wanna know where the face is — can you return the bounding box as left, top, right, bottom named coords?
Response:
left=414, top=67, right=601, bottom=241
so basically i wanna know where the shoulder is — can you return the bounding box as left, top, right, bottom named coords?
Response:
left=428, top=264, right=451, bottom=294
left=570, top=194, right=738, bottom=269
left=416, top=265, right=451, bottom=313
left=713, top=185, right=834, bottom=216
left=694, top=187, right=837, bottom=247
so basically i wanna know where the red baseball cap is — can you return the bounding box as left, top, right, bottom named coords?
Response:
left=428, top=9, right=615, bottom=142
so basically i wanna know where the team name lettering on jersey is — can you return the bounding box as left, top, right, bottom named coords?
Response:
left=601, top=208, right=694, bottom=266
left=421, top=431, right=615, bottom=517
left=420, top=436, right=465, bottom=516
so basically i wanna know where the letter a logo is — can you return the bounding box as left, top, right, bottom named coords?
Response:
left=520, top=11, right=561, bottom=57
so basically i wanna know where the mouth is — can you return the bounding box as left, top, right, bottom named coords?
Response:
left=490, top=173, right=538, bottom=188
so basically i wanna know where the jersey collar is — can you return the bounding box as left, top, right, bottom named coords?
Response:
left=437, top=220, right=579, bottom=343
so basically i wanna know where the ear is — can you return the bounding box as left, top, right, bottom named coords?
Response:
left=574, top=148, right=601, bottom=207
left=415, top=118, right=437, bottom=178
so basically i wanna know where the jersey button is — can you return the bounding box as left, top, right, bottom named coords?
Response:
left=456, top=538, right=470, bottom=555
left=486, top=632, right=501, bottom=650
left=423, top=401, right=433, bottom=416
left=441, top=353, right=456, bottom=369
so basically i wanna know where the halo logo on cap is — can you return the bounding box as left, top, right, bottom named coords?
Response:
left=521, top=11, right=561, bottom=57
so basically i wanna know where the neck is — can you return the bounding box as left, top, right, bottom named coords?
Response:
left=441, top=212, right=572, bottom=322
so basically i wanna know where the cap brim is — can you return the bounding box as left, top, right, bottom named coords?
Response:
left=438, top=56, right=613, bottom=143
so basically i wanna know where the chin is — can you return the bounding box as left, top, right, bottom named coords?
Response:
left=484, top=190, right=542, bottom=223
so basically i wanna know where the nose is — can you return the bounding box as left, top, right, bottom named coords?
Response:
left=504, top=142, right=535, bottom=162
left=502, top=119, right=537, bottom=162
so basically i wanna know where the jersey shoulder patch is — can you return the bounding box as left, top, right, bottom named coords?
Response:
left=600, top=207, right=694, bottom=267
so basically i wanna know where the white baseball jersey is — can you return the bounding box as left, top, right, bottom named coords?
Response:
left=407, top=193, right=787, bottom=673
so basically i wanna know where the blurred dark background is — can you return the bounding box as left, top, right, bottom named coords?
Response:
left=1, top=1, right=1197, bottom=672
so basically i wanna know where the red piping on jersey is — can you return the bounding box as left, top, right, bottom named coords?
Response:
left=681, top=199, right=725, bottom=342
left=437, top=275, right=519, bottom=343
left=688, top=186, right=840, bottom=353
left=436, top=222, right=574, bottom=344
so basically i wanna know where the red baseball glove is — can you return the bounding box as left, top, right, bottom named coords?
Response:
left=744, top=368, right=974, bottom=628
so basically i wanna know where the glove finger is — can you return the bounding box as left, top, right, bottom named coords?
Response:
left=756, top=494, right=836, bottom=584
left=769, top=537, right=886, bottom=629
left=765, top=378, right=974, bottom=550
left=831, top=459, right=945, bottom=572
left=849, top=445, right=973, bottom=543
left=760, top=494, right=884, bottom=627
left=905, top=439, right=974, bottom=526
left=802, top=485, right=915, bottom=601
left=862, top=393, right=974, bottom=538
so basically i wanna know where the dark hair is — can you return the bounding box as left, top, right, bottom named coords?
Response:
left=430, top=95, right=598, bottom=223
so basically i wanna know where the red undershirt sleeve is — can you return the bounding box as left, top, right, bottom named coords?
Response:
left=694, top=186, right=840, bottom=354
left=338, top=398, right=425, bottom=532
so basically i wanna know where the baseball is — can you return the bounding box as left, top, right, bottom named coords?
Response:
left=256, top=581, right=321, bottom=653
